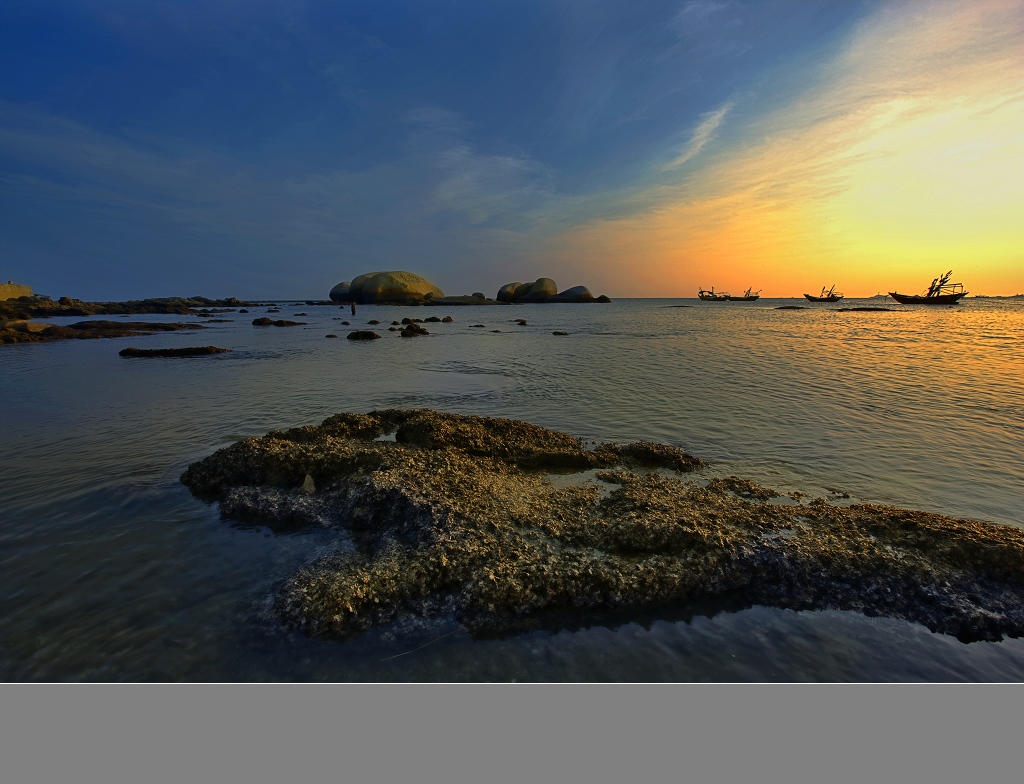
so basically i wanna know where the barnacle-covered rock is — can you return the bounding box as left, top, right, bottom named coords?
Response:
left=181, top=409, right=1024, bottom=643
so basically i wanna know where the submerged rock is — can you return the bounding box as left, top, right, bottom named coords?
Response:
left=119, top=346, right=230, bottom=357
left=252, top=318, right=305, bottom=327
left=180, top=409, right=1024, bottom=643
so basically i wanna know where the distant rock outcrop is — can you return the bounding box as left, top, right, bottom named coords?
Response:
left=334, top=272, right=444, bottom=304
left=548, top=285, right=595, bottom=303
left=496, top=279, right=610, bottom=304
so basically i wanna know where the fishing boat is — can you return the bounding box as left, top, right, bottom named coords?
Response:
left=727, top=287, right=760, bottom=301
left=804, top=285, right=843, bottom=303
left=697, top=287, right=729, bottom=301
left=888, top=270, right=968, bottom=305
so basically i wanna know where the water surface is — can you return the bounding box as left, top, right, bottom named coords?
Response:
left=2, top=298, right=1022, bottom=680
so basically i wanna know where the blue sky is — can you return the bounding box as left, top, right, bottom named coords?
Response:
left=3, top=0, right=1020, bottom=299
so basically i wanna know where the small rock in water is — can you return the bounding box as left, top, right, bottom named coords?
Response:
left=347, top=330, right=381, bottom=340
left=326, top=334, right=338, bottom=339
left=553, top=331, right=569, bottom=336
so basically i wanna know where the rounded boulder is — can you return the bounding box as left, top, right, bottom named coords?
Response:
left=549, top=285, right=595, bottom=303
left=521, top=278, right=558, bottom=302
left=329, top=281, right=351, bottom=302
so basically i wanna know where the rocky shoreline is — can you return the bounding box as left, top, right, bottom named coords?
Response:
left=0, top=295, right=250, bottom=320
left=181, top=409, right=1024, bottom=644
left=0, top=295, right=250, bottom=345
left=1, top=319, right=207, bottom=345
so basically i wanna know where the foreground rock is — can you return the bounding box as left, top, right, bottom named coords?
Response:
left=1, top=319, right=205, bottom=345
left=180, top=410, right=1024, bottom=643
left=119, top=346, right=231, bottom=357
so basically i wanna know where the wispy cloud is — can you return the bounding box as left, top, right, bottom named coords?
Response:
left=544, top=0, right=1024, bottom=296
left=663, top=102, right=731, bottom=169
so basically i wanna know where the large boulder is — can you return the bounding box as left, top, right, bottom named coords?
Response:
left=496, top=282, right=522, bottom=302
left=329, top=281, right=351, bottom=302
left=344, top=271, right=444, bottom=304
left=347, top=271, right=387, bottom=303
left=548, top=285, right=595, bottom=303
left=520, top=278, right=558, bottom=302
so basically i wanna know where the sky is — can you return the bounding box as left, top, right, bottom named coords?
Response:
left=1, top=0, right=1021, bottom=300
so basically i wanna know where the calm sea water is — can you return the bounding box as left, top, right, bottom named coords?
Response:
left=2, top=297, right=1023, bottom=681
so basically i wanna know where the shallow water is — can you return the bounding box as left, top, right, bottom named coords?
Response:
left=2, top=297, right=1023, bottom=680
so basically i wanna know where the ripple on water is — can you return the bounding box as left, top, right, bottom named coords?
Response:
left=1, top=299, right=1023, bottom=679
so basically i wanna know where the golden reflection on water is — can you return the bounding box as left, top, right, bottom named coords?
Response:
left=1, top=298, right=1023, bottom=679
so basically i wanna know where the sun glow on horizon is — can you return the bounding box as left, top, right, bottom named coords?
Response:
left=545, top=0, right=1024, bottom=298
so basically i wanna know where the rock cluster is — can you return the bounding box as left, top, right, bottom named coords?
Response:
left=182, top=409, right=1024, bottom=643
left=496, top=279, right=610, bottom=303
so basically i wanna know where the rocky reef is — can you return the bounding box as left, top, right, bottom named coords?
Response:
left=181, top=409, right=1024, bottom=643
left=1, top=319, right=206, bottom=345
left=0, top=295, right=249, bottom=321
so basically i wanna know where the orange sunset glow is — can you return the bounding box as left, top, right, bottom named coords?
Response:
left=545, top=0, right=1024, bottom=298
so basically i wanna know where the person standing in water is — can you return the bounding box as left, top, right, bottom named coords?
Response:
left=350, top=301, right=356, bottom=315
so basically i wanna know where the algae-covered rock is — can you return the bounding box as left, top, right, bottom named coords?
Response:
left=181, top=409, right=1024, bottom=643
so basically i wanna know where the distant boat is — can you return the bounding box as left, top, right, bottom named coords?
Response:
left=698, top=287, right=729, bottom=301
left=889, top=270, right=968, bottom=305
left=804, top=285, right=843, bottom=303
left=727, top=287, right=761, bottom=301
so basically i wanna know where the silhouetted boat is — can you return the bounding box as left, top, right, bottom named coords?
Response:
left=698, top=287, right=729, bottom=301
left=727, top=287, right=760, bottom=301
left=889, top=270, right=968, bottom=305
left=804, top=285, right=843, bottom=302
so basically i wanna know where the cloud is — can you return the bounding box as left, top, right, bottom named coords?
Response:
left=0, top=97, right=566, bottom=297
left=543, top=0, right=1024, bottom=296
left=663, top=102, right=731, bottom=169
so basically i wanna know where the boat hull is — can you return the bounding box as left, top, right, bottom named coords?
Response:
left=804, top=294, right=843, bottom=302
left=726, top=295, right=759, bottom=301
left=888, top=291, right=967, bottom=305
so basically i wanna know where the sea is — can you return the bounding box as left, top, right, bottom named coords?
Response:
left=2, top=297, right=1023, bottom=681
